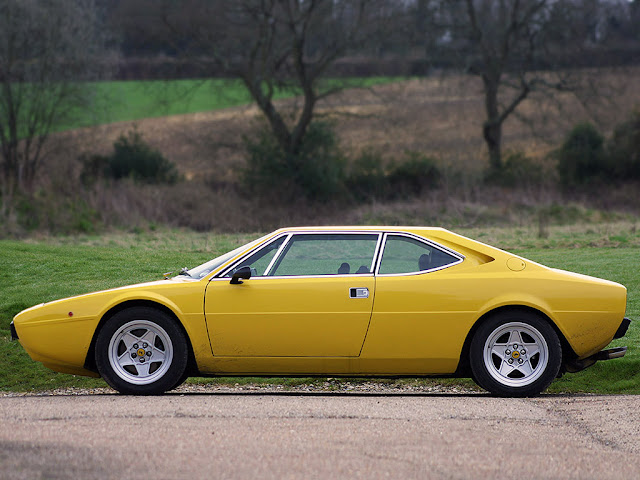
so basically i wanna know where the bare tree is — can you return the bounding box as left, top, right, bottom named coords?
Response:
left=0, top=0, right=110, bottom=202
left=416, top=0, right=623, bottom=171
left=463, top=0, right=553, bottom=170
left=159, top=0, right=377, bottom=157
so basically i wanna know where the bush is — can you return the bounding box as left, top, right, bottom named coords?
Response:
left=386, top=152, right=440, bottom=197
left=345, top=149, right=387, bottom=201
left=345, top=151, right=440, bottom=201
left=242, top=121, right=346, bottom=202
left=12, top=191, right=100, bottom=234
left=81, top=129, right=178, bottom=185
left=608, top=110, right=640, bottom=179
left=557, top=123, right=608, bottom=186
left=485, top=151, right=546, bottom=187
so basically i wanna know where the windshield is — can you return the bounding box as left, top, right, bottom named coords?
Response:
left=184, top=233, right=272, bottom=279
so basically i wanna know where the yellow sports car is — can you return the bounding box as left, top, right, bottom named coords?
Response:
left=11, top=227, right=630, bottom=396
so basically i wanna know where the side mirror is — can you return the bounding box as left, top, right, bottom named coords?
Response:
left=230, top=266, right=251, bottom=285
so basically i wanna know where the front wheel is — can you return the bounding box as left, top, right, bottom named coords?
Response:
left=95, top=307, right=189, bottom=395
left=470, top=311, right=562, bottom=397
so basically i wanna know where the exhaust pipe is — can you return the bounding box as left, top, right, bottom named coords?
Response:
left=565, top=346, right=627, bottom=374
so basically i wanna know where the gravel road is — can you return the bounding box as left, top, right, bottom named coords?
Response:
left=1, top=385, right=639, bottom=479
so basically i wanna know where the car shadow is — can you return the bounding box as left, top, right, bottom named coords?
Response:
left=158, top=390, right=596, bottom=399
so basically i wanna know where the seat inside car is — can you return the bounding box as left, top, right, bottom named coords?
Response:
left=418, top=253, right=431, bottom=271
left=338, top=262, right=350, bottom=274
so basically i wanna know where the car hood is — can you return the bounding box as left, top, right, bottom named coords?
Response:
left=14, top=276, right=201, bottom=322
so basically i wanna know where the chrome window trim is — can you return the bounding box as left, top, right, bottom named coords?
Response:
left=263, top=233, right=292, bottom=276
left=217, top=233, right=290, bottom=278
left=267, top=231, right=382, bottom=277
left=194, top=232, right=275, bottom=281
left=214, top=229, right=464, bottom=280
left=218, top=230, right=382, bottom=279
left=369, top=233, right=385, bottom=274
left=208, top=273, right=375, bottom=282
left=374, top=231, right=465, bottom=277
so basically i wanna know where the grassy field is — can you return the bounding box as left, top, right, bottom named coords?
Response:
left=1, top=225, right=638, bottom=394
left=59, top=77, right=400, bottom=132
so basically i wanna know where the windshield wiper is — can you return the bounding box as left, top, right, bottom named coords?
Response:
left=163, top=267, right=191, bottom=280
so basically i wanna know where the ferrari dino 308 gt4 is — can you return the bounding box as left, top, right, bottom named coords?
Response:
left=12, top=227, right=630, bottom=396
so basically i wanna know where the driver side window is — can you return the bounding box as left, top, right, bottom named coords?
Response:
left=269, top=233, right=379, bottom=276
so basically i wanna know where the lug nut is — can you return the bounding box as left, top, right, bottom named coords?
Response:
left=508, top=358, right=514, bottom=364
left=133, top=343, right=139, bottom=349
left=131, top=353, right=137, bottom=359
left=520, top=349, right=526, bottom=355
left=140, top=357, right=145, bottom=363
left=146, top=351, right=152, bottom=357
left=518, top=358, right=524, bottom=364
left=143, top=342, right=148, bottom=348
left=506, top=349, right=511, bottom=355
left=513, top=344, right=518, bottom=349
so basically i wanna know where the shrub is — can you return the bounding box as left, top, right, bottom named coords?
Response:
left=242, top=121, right=346, bottom=202
left=345, top=151, right=440, bottom=201
left=608, top=110, right=640, bottom=179
left=557, top=123, right=608, bottom=186
left=485, top=151, right=546, bottom=187
left=13, top=191, right=100, bottom=234
left=345, top=149, right=387, bottom=201
left=386, top=152, right=440, bottom=197
left=81, top=129, right=178, bottom=185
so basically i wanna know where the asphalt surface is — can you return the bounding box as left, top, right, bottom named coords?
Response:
left=1, top=389, right=639, bottom=479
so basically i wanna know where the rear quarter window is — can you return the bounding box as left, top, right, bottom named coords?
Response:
left=378, top=235, right=461, bottom=275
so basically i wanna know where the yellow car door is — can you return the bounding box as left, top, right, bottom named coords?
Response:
left=204, top=233, right=381, bottom=357
left=359, top=233, right=467, bottom=373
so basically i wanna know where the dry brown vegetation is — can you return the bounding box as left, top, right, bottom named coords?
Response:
left=52, top=69, right=640, bottom=176
left=17, top=68, right=640, bottom=235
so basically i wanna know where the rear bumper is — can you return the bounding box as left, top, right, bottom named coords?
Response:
left=614, top=317, right=631, bottom=339
left=565, top=317, right=630, bottom=373
left=10, top=321, right=18, bottom=341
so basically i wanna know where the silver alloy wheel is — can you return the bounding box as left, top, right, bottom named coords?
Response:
left=108, top=320, right=174, bottom=385
left=483, top=321, right=549, bottom=388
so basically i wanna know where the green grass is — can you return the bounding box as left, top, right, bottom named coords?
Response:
left=1, top=226, right=638, bottom=394
left=58, top=77, right=401, bottom=132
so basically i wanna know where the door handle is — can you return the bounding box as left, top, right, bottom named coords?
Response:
left=349, top=287, right=369, bottom=299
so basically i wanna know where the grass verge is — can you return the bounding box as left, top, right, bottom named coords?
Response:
left=1, top=225, right=638, bottom=394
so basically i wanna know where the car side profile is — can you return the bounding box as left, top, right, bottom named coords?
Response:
left=12, top=227, right=630, bottom=396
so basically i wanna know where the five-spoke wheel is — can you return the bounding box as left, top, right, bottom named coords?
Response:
left=470, top=311, right=561, bottom=397
left=95, top=307, right=188, bottom=395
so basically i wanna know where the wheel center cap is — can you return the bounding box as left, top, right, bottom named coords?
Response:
left=137, top=348, right=146, bottom=357
left=512, top=351, right=521, bottom=359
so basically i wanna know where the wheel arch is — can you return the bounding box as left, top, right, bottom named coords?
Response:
left=84, top=300, right=198, bottom=377
left=455, top=305, right=576, bottom=377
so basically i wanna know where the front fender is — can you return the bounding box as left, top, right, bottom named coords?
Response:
left=14, top=280, right=210, bottom=376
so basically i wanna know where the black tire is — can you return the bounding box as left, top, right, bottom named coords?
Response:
left=95, top=307, right=189, bottom=395
left=167, top=370, right=190, bottom=392
left=469, top=310, right=562, bottom=397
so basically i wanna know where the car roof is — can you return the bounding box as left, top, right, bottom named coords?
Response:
left=272, top=226, right=450, bottom=234
left=269, top=226, right=509, bottom=264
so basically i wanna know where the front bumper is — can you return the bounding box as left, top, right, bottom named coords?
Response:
left=10, top=321, right=18, bottom=341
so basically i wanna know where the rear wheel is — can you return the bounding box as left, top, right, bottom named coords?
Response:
left=95, top=307, right=188, bottom=395
left=470, top=311, right=561, bottom=397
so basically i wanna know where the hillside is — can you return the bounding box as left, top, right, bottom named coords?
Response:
left=51, top=69, right=640, bottom=183
left=4, top=68, right=636, bottom=235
